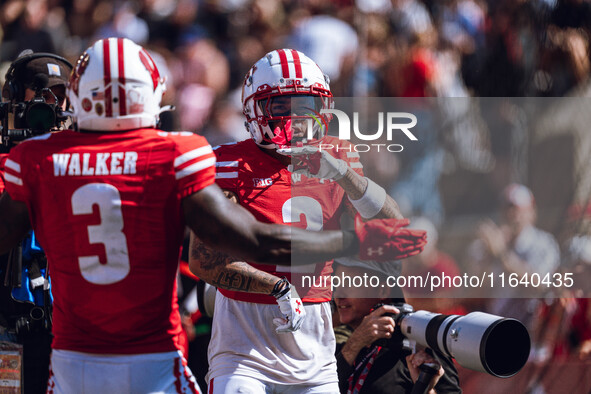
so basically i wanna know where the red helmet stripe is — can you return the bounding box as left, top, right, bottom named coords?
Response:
left=290, top=50, right=302, bottom=78
left=139, top=49, right=160, bottom=91
left=117, top=38, right=127, bottom=116
left=277, top=49, right=290, bottom=78
left=103, top=38, right=113, bottom=117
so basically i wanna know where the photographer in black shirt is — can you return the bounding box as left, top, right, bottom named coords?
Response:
left=332, top=257, right=461, bottom=394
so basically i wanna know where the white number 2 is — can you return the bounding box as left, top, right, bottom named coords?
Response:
left=278, top=196, right=323, bottom=273
left=71, top=183, right=130, bottom=285
left=282, top=196, right=323, bottom=231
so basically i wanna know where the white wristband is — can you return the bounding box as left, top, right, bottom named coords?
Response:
left=348, top=177, right=387, bottom=219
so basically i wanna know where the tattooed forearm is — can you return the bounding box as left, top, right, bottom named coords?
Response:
left=190, top=235, right=234, bottom=271
left=211, top=261, right=278, bottom=294
left=378, top=195, right=404, bottom=219
left=338, top=168, right=367, bottom=200
left=189, top=232, right=280, bottom=294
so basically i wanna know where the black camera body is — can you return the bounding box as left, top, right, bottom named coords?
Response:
left=1, top=52, right=72, bottom=149
left=370, top=301, right=531, bottom=378
left=372, top=301, right=414, bottom=321
left=371, top=301, right=414, bottom=350
left=1, top=87, right=68, bottom=148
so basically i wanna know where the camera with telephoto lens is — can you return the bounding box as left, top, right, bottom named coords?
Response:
left=371, top=302, right=531, bottom=378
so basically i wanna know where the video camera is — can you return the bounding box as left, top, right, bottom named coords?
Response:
left=373, top=302, right=531, bottom=378
left=1, top=73, right=69, bottom=148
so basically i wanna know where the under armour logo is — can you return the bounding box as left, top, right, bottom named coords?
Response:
left=296, top=307, right=302, bottom=314
left=366, top=247, right=384, bottom=256
left=296, top=300, right=301, bottom=306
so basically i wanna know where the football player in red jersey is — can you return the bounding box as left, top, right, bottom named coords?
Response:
left=188, top=49, right=426, bottom=393
left=0, top=40, right=425, bottom=394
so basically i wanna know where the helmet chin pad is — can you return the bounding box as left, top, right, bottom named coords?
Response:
left=270, top=119, right=292, bottom=149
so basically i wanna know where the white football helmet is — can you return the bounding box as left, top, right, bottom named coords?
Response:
left=242, top=49, right=332, bottom=149
left=69, top=37, right=166, bottom=131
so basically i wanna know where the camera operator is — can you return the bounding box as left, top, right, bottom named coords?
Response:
left=0, top=50, right=72, bottom=394
left=332, top=257, right=461, bottom=394
left=1, top=49, right=71, bottom=151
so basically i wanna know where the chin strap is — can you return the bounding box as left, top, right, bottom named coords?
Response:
left=269, top=119, right=293, bottom=147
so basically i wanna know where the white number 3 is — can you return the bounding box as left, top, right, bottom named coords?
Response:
left=71, top=183, right=130, bottom=284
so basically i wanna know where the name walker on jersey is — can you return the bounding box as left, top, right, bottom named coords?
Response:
left=53, top=152, right=138, bottom=176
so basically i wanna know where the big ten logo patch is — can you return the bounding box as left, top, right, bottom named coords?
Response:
left=253, top=177, right=273, bottom=187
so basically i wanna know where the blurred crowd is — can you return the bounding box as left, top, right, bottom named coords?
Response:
left=2, top=0, right=591, bottom=392
left=1, top=0, right=590, bottom=139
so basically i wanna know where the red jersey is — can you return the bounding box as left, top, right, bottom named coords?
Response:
left=3, top=129, right=215, bottom=354
left=214, top=137, right=363, bottom=304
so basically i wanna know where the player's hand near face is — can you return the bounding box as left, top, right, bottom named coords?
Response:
left=277, top=146, right=348, bottom=181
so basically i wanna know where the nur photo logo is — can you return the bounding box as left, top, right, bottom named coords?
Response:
left=304, top=107, right=419, bottom=152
